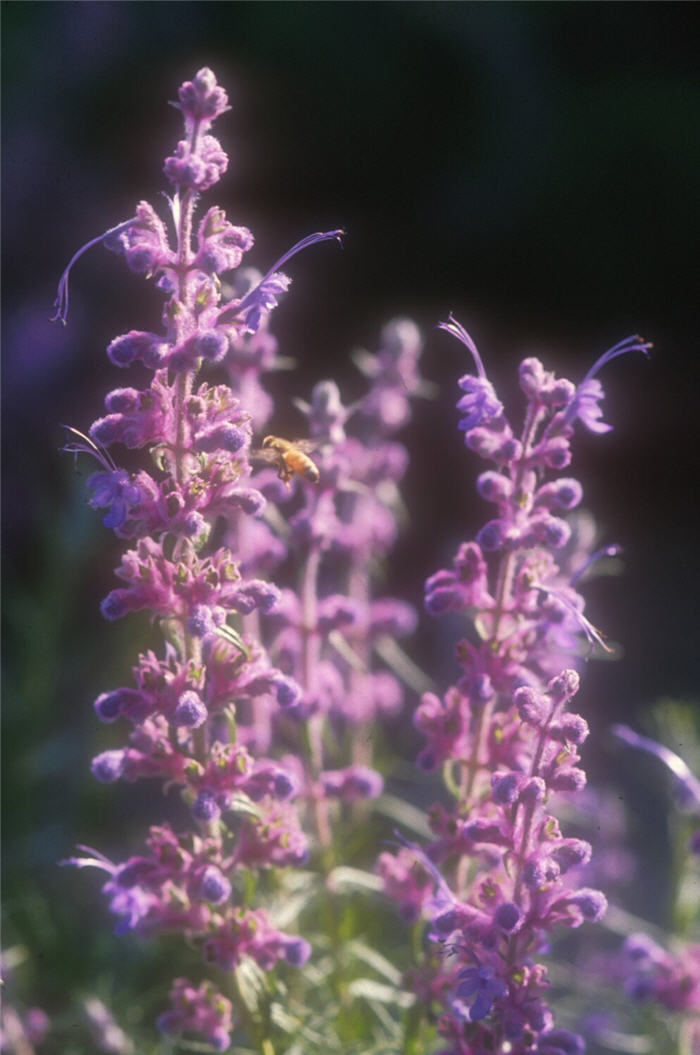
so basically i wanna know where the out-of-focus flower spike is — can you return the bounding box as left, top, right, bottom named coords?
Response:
left=570, top=543, right=623, bottom=585
left=51, top=218, right=139, bottom=324
left=438, top=314, right=487, bottom=380
left=612, top=724, right=700, bottom=810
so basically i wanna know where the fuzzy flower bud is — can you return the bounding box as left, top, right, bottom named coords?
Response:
left=172, top=691, right=208, bottom=728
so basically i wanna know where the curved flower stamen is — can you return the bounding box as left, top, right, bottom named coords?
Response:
left=222, top=229, right=345, bottom=332
left=438, top=314, right=487, bottom=380
left=532, top=580, right=614, bottom=654
left=570, top=543, right=623, bottom=585
left=51, top=218, right=139, bottom=324
left=61, top=425, right=118, bottom=473
left=612, top=725, right=700, bottom=810
left=563, top=336, right=652, bottom=432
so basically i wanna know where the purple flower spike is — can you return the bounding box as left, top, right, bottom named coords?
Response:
left=59, top=71, right=351, bottom=1045
left=385, top=325, right=644, bottom=1052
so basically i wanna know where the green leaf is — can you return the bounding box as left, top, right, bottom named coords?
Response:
left=327, top=630, right=367, bottom=672
left=346, top=939, right=404, bottom=986
left=234, top=957, right=268, bottom=1018
left=373, top=635, right=434, bottom=694
left=326, top=867, right=383, bottom=893
left=347, top=977, right=414, bottom=1009
left=373, top=794, right=431, bottom=838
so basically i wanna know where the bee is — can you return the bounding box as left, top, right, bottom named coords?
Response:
left=252, top=435, right=320, bottom=485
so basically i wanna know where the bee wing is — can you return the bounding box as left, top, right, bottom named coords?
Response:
left=250, top=447, right=282, bottom=467
left=289, top=438, right=320, bottom=454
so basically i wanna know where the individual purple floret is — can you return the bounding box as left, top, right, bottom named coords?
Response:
left=381, top=318, right=647, bottom=1053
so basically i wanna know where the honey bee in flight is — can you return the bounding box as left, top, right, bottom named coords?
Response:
left=252, top=435, right=320, bottom=485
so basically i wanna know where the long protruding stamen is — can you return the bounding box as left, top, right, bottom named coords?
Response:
left=581, top=335, right=652, bottom=385
left=570, top=543, right=622, bottom=586
left=612, top=725, right=700, bottom=809
left=51, top=217, right=138, bottom=325
left=561, top=335, right=652, bottom=431
left=532, top=581, right=614, bottom=654
left=233, top=229, right=345, bottom=316
left=438, top=315, right=487, bottom=379
left=61, top=425, right=118, bottom=473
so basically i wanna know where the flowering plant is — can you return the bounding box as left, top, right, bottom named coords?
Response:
left=379, top=318, right=652, bottom=1054
left=53, top=68, right=428, bottom=1053
left=26, top=65, right=697, bottom=1055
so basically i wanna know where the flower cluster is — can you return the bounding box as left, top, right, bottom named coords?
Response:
left=50, top=64, right=684, bottom=1055
left=59, top=69, right=348, bottom=1050
left=220, top=324, right=429, bottom=857
left=58, top=68, right=432, bottom=1052
left=380, top=317, right=649, bottom=1053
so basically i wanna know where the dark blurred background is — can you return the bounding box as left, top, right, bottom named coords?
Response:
left=2, top=0, right=699, bottom=1043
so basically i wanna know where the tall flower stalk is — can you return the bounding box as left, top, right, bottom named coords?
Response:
left=56, top=68, right=432, bottom=1054
left=380, top=318, right=650, bottom=1054
left=58, top=69, right=347, bottom=1051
